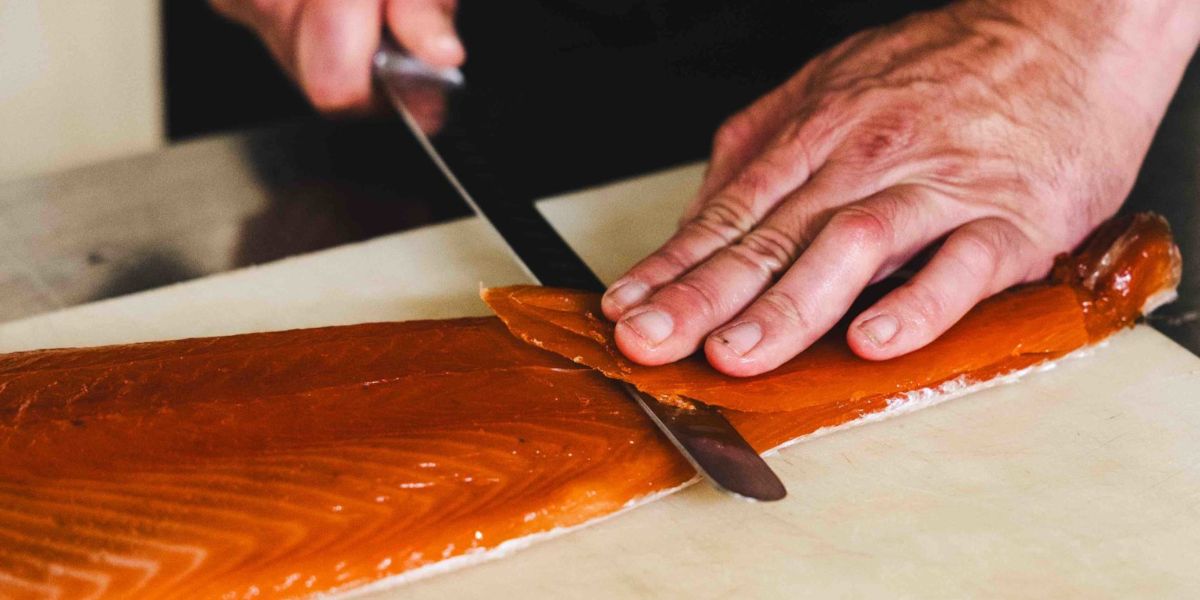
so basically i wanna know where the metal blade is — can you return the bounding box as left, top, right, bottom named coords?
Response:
left=373, top=43, right=785, bottom=501
left=621, top=384, right=785, bottom=501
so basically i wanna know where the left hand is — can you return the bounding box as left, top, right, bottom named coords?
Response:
left=600, top=0, right=1199, bottom=376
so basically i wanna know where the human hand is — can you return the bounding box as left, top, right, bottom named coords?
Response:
left=210, top=0, right=463, bottom=115
left=602, top=0, right=1200, bottom=376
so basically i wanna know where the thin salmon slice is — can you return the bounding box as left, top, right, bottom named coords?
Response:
left=0, top=213, right=1180, bottom=598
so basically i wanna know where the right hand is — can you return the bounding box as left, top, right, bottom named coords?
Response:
left=211, top=0, right=464, bottom=115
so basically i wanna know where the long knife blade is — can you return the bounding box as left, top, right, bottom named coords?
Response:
left=373, top=44, right=785, bottom=501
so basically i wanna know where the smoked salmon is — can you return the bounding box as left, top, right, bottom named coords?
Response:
left=483, top=214, right=1182, bottom=415
left=0, top=213, right=1180, bottom=598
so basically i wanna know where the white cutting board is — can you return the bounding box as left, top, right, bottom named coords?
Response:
left=2, top=164, right=1198, bottom=598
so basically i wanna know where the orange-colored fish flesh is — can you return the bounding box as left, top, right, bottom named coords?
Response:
left=0, top=213, right=1179, bottom=598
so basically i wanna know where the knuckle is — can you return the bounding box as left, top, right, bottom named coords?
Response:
left=827, top=206, right=893, bottom=251
left=713, top=116, right=753, bottom=153
left=688, top=200, right=756, bottom=243
left=776, top=119, right=808, bottom=149
left=966, top=219, right=1047, bottom=286
left=728, top=227, right=800, bottom=277
left=846, top=113, right=917, bottom=163
left=824, top=82, right=921, bottom=161
left=947, top=228, right=1002, bottom=281
left=775, top=123, right=818, bottom=179
left=727, top=164, right=774, bottom=206
left=756, top=289, right=813, bottom=330
left=658, top=280, right=724, bottom=320
left=644, top=246, right=693, bottom=277
left=788, top=95, right=843, bottom=146
left=897, top=280, right=949, bottom=327
left=774, top=119, right=817, bottom=163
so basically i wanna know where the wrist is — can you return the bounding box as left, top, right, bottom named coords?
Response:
left=981, top=1, right=1191, bottom=48
left=961, top=0, right=1197, bottom=118
left=967, top=1, right=1198, bottom=59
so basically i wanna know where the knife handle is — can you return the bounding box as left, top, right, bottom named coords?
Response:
left=373, top=40, right=464, bottom=87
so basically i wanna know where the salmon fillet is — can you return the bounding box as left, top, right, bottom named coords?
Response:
left=0, top=214, right=1179, bottom=598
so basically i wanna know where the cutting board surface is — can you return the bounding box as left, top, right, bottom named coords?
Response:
left=1, top=164, right=1198, bottom=598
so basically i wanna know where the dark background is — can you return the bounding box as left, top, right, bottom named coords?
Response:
left=164, top=1, right=944, bottom=149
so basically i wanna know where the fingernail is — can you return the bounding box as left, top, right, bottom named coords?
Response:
left=621, top=309, right=674, bottom=346
left=858, top=314, right=899, bottom=346
left=714, top=321, right=762, bottom=356
left=605, top=281, right=649, bottom=309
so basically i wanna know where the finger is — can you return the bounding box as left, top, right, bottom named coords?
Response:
left=605, top=144, right=899, bottom=323
left=609, top=175, right=890, bottom=363
left=386, top=0, right=465, bottom=68
left=682, top=108, right=840, bottom=227
left=696, top=57, right=832, bottom=198
left=686, top=73, right=827, bottom=221
left=692, top=85, right=798, bottom=208
left=611, top=215, right=810, bottom=365
left=700, top=188, right=954, bottom=376
left=295, top=0, right=382, bottom=114
left=848, top=218, right=1039, bottom=360
left=603, top=164, right=850, bottom=322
